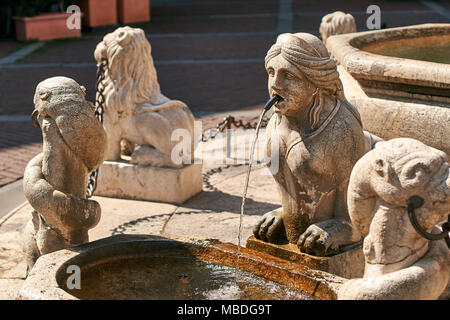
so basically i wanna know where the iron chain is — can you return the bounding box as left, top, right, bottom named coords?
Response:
left=86, top=58, right=108, bottom=198
left=200, top=115, right=269, bottom=142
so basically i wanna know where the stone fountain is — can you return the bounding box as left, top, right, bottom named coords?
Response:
left=17, top=26, right=449, bottom=300
left=18, top=234, right=344, bottom=300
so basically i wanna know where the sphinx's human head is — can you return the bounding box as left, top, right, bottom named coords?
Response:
left=265, top=33, right=342, bottom=127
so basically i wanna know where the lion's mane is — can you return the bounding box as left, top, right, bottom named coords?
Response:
left=94, top=27, right=165, bottom=123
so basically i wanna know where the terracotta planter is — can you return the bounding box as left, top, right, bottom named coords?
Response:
left=78, top=0, right=117, bottom=27
left=13, top=13, right=81, bottom=41
left=117, top=0, right=150, bottom=24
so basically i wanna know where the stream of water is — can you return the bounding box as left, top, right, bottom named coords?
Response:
left=235, top=95, right=282, bottom=280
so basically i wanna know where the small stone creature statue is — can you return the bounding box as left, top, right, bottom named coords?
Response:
left=338, top=138, right=449, bottom=300
left=94, top=26, right=195, bottom=167
left=319, top=11, right=356, bottom=44
left=22, top=76, right=106, bottom=271
left=253, top=33, right=380, bottom=256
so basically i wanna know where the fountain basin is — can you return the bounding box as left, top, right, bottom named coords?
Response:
left=327, top=24, right=450, bottom=101
left=17, top=234, right=345, bottom=300
left=326, top=24, right=450, bottom=155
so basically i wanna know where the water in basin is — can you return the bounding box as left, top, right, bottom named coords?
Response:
left=362, top=35, right=450, bottom=64
left=63, top=256, right=314, bottom=300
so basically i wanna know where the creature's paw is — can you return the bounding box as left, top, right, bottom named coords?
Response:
left=253, top=209, right=284, bottom=243
left=82, top=199, right=101, bottom=229
left=297, top=223, right=334, bottom=256
left=297, top=219, right=359, bottom=256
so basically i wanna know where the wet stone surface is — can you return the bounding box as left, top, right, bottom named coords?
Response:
left=65, top=256, right=313, bottom=300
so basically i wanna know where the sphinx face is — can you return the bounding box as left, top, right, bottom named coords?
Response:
left=266, top=55, right=316, bottom=117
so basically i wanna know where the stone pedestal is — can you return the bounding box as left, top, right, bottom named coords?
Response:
left=95, top=161, right=203, bottom=204
left=246, top=235, right=365, bottom=279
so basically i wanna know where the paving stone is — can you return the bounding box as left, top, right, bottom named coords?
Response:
left=20, top=34, right=274, bottom=63
left=151, top=1, right=279, bottom=17
left=89, top=196, right=179, bottom=240
left=142, top=16, right=278, bottom=34
left=0, top=41, right=24, bottom=59
left=0, top=204, right=30, bottom=279
left=292, top=0, right=430, bottom=12
left=18, top=38, right=101, bottom=64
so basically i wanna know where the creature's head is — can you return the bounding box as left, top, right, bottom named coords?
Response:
left=94, top=26, right=161, bottom=121
left=264, top=33, right=349, bottom=128
left=319, top=11, right=356, bottom=44
left=348, top=138, right=450, bottom=236
left=33, top=76, right=106, bottom=172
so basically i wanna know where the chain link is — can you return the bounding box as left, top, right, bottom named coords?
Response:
left=86, top=58, right=108, bottom=198
left=200, top=115, right=269, bottom=142
left=407, top=196, right=450, bottom=248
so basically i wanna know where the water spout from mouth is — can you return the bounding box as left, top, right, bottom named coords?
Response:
left=235, top=94, right=283, bottom=281
left=264, top=94, right=283, bottom=111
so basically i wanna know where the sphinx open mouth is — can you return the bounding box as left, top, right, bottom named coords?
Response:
left=265, top=94, right=283, bottom=111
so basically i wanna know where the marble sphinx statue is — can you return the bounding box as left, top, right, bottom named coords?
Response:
left=253, top=33, right=381, bottom=257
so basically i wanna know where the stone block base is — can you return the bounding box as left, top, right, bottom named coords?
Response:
left=246, top=235, right=365, bottom=279
left=94, top=161, right=203, bottom=204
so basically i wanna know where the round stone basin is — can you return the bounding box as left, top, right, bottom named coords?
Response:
left=361, top=33, right=450, bottom=64
left=17, top=235, right=344, bottom=300
left=327, top=24, right=450, bottom=101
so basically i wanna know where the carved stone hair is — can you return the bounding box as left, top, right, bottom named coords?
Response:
left=319, top=11, right=356, bottom=44
left=94, top=27, right=162, bottom=124
left=265, top=33, right=348, bottom=129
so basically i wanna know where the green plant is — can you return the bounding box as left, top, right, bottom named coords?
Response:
left=14, top=0, right=65, bottom=17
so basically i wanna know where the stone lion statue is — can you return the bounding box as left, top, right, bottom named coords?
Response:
left=253, top=33, right=382, bottom=256
left=319, top=11, right=356, bottom=44
left=23, top=76, right=106, bottom=271
left=94, top=26, right=195, bottom=167
left=339, top=138, right=449, bottom=299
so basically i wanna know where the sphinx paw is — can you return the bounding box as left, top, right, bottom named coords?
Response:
left=253, top=210, right=284, bottom=243
left=297, top=219, right=359, bottom=256
left=297, top=223, right=337, bottom=256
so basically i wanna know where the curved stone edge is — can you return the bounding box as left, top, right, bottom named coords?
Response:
left=338, top=65, right=450, bottom=155
left=17, top=234, right=345, bottom=300
left=326, top=23, right=450, bottom=89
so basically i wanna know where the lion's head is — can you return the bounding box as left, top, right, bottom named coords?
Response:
left=319, top=11, right=356, bottom=44
left=348, top=138, right=450, bottom=236
left=94, top=27, right=163, bottom=122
